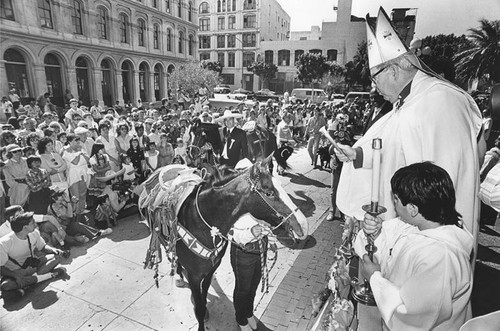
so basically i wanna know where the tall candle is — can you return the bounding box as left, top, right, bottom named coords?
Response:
left=371, top=138, right=382, bottom=211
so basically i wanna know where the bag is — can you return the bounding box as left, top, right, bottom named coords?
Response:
left=22, top=257, right=41, bottom=269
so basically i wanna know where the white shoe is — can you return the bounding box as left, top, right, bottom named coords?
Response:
left=247, top=316, right=258, bottom=330
left=238, top=324, right=253, bottom=331
left=100, top=228, right=113, bottom=236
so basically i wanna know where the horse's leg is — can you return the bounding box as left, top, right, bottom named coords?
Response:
left=175, top=261, right=188, bottom=288
left=187, top=273, right=207, bottom=331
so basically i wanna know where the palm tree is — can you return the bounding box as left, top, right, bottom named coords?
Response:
left=454, top=19, right=500, bottom=85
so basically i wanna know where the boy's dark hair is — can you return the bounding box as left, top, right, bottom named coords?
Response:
left=390, top=162, right=462, bottom=226
left=27, top=155, right=42, bottom=168
left=95, top=194, right=109, bottom=206
left=11, top=212, right=35, bottom=233
left=23, top=146, right=35, bottom=156
left=5, top=205, right=23, bottom=221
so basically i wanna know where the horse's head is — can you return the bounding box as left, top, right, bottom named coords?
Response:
left=245, top=155, right=308, bottom=240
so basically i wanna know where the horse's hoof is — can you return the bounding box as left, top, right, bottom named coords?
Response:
left=204, top=309, right=209, bottom=322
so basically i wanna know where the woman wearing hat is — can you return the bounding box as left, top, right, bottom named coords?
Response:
left=3, top=144, right=30, bottom=206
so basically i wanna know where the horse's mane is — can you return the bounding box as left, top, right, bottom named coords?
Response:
left=211, top=166, right=244, bottom=187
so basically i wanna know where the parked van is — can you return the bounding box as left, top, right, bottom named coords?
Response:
left=291, top=88, right=329, bottom=103
left=345, top=92, right=370, bottom=103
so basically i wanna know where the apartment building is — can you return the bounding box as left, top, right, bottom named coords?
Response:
left=0, top=0, right=198, bottom=107
left=196, top=0, right=290, bottom=91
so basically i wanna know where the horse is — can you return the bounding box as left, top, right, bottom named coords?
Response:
left=189, top=118, right=288, bottom=173
left=142, top=156, right=308, bottom=331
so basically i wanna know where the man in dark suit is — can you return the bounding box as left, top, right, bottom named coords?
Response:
left=217, top=110, right=248, bottom=168
left=362, top=88, right=392, bottom=134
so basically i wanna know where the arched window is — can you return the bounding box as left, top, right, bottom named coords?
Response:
left=37, top=0, right=53, bottom=29
left=243, top=0, right=255, bottom=10
left=199, top=1, right=209, bottom=14
left=278, top=50, right=290, bottom=66
left=121, top=61, right=133, bottom=103
left=44, top=53, right=64, bottom=106
left=327, top=49, right=338, bottom=61
left=154, top=64, right=163, bottom=100
left=75, top=57, right=91, bottom=106
left=188, top=2, right=192, bottom=21
left=101, top=59, right=114, bottom=106
left=264, top=50, right=273, bottom=64
left=4, top=49, right=31, bottom=98
left=166, top=28, right=172, bottom=51
left=153, top=24, right=160, bottom=49
left=294, top=50, right=304, bottom=63
left=119, top=13, right=129, bottom=43
left=97, top=6, right=108, bottom=39
left=177, top=0, right=182, bottom=18
left=139, top=62, right=149, bottom=101
left=188, top=35, right=194, bottom=55
left=217, top=0, right=226, bottom=13
left=1, top=0, right=15, bottom=21
left=138, top=19, right=146, bottom=46
left=200, top=18, right=210, bottom=31
left=178, top=31, right=184, bottom=53
left=72, top=0, right=83, bottom=35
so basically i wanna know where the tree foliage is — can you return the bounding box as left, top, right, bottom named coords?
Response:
left=295, top=53, right=331, bottom=87
left=344, top=41, right=370, bottom=90
left=454, top=19, right=500, bottom=84
left=169, top=61, right=222, bottom=96
left=201, top=60, right=224, bottom=74
left=247, top=61, right=278, bottom=88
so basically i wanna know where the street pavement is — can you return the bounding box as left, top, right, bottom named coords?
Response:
left=1, top=145, right=499, bottom=331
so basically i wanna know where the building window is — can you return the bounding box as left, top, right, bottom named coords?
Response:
left=228, top=15, right=235, bottom=29
left=243, top=0, right=255, bottom=10
left=4, top=49, right=31, bottom=98
left=178, top=31, right=184, bottom=53
left=200, top=18, right=210, bottom=31
left=97, top=7, right=108, bottom=39
left=218, top=52, right=225, bottom=66
left=188, top=35, right=194, bottom=55
left=138, top=19, right=146, bottom=46
left=221, top=73, right=234, bottom=85
left=38, top=0, right=53, bottom=28
left=310, top=49, right=322, bottom=55
left=200, top=53, right=210, bottom=60
left=199, top=35, right=211, bottom=49
left=228, top=52, right=235, bottom=67
left=243, top=15, right=256, bottom=28
left=72, top=0, right=83, bottom=35
left=227, top=0, right=236, bottom=11
left=153, top=24, right=160, bottom=49
left=120, top=14, right=129, bottom=43
left=294, top=50, right=304, bottom=63
left=242, top=33, right=256, bottom=47
left=227, top=34, right=235, bottom=48
left=218, top=16, right=225, bottom=30
left=165, top=0, right=170, bottom=12
left=327, top=49, right=338, bottom=61
left=217, top=0, right=226, bottom=13
left=217, top=35, right=225, bottom=48
left=243, top=52, right=255, bottom=67
left=152, top=0, right=158, bottom=8
left=199, top=1, right=209, bottom=14
left=177, top=0, right=181, bottom=17
left=264, top=50, right=273, bottom=64
left=166, top=28, right=172, bottom=51
left=188, top=2, right=192, bottom=21
left=278, top=50, right=290, bottom=66
left=1, top=0, right=15, bottom=21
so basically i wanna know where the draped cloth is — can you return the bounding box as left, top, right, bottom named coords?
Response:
left=336, top=71, right=483, bottom=243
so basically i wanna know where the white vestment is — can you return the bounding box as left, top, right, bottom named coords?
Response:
left=337, top=71, right=482, bottom=242
left=355, top=218, right=473, bottom=330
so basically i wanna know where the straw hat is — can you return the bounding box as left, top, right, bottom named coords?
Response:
left=214, top=110, right=243, bottom=122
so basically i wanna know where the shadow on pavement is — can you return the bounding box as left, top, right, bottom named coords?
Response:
left=287, top=173, right=330, bottom=188
left=275, top=232, right=317, bottom=250
left=289, top=191, right=316, bottom=218
left=2, top=276, right=62, bottom=312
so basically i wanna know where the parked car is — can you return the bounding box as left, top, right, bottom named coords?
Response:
left=254, top=89, right=280, bottom=102
left=345, top=91, right=370, bottom=103
left=291, top=88, right=329, bottom=103
left=214, top=85, right=231, bottom=94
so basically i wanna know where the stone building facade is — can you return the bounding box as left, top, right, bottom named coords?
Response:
left=196, top=0, right=290, bottom=91
left=0, top=0, right=198, bottom=107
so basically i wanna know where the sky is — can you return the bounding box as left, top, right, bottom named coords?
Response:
left=277, top=0, right=500, bottom=38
